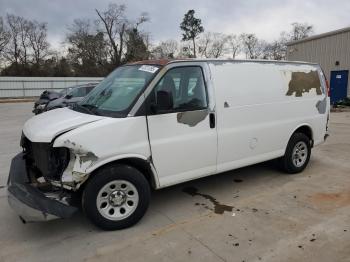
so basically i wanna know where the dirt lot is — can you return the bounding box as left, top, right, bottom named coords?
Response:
left=0, top=102, right=349, bottom=262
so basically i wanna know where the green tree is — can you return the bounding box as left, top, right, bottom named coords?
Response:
left=124, top=28, right=149, bottom=62
left=124, top=13, right=150, bottom=62
left=52, top=57, right=72, bottom=77
left=66, top=19, right=109, bottom=76
left=180, top=10, right=204, bottom=58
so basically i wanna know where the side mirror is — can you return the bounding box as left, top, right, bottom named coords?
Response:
left=152, top=90, right=173, bottom=113
left=65, top=94, right=73, bottom=99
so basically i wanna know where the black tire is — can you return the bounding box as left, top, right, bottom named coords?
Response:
left=279, top=132, right=311, bottom=174
left=82, top=164, right=151, bottom=230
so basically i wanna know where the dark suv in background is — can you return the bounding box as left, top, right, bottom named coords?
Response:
left=33, top=83, right=98, bottom=114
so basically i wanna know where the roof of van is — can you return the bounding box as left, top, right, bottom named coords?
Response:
left=130, top=59, right=318, bottom=67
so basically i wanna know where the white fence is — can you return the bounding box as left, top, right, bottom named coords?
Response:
left=0, top=77, right=104, bottom=98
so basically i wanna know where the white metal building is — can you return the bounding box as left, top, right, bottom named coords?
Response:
left=287, top=27, right=350, bottom=104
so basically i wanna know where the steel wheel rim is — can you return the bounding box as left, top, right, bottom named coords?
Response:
left=96, top=180, right=139, bottom=221
left=292, top=141, right=308, bottom=167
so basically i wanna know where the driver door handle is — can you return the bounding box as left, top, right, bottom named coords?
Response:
left=209, top=113, right=215, bottom=128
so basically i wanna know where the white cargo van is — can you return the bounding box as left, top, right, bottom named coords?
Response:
left=7, top=59, right=330, bottom=230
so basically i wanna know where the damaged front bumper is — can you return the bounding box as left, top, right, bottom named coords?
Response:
left=7, top=153, right=78, bottom=223
left=32, top=103, right=47, bottom=114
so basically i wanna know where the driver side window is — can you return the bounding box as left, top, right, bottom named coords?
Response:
left=151, top=66, right=208, bottom=113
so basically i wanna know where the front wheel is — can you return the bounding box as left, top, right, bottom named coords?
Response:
left=82, top=164, right=151, bottom=230
left=279, top=133, right=311, bottom=174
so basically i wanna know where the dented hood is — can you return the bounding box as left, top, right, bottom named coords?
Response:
left=23, top=108, right=105, bottom=142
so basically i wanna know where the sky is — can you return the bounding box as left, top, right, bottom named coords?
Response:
left=1, top=0, right=350, bottom=50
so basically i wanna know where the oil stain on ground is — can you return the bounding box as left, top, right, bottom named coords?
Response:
left=182, top=186, right=233, bottom=214
left=309, top=191, right=350, bottom=211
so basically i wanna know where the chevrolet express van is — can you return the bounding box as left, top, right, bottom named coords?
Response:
left=7, top=59, right=330, bottom=230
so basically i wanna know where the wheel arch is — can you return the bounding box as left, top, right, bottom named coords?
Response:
left=82, top=156, right=159, bottom=191
left=289, top=124, right=314, bottom=147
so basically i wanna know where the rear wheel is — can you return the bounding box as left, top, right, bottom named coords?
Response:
left=82, top=164, right=151, bottom=230
left=280, top=132, right=311, bottom=174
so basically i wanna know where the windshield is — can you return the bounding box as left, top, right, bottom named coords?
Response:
left=59, top=87, right=73, bottom=96
left=67, top=86, right=86, bottom=98
left=59, top=89, right=68, bottom=95
left=77, top=65, right=160, bottom=117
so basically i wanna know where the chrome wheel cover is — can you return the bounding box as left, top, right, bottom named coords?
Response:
left=292, top=141, right=308, bottom=167
left=96, top=180, right=139, bottom=221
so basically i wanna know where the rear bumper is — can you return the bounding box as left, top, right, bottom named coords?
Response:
left=7, top=153, right=77, bottom=222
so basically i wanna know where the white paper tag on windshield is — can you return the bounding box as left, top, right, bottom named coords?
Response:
left=138, top=65, right=158, bottom=74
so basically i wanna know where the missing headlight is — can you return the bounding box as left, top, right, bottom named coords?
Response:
left=22, top=135, right=70, bottom=181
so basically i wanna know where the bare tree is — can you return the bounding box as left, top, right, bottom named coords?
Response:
left=263, top=41, right=284, bottom=60
left=264, top=22, right=313, bottom=61
left=28, top=21, right=50, bottom=65
left=263, top=32, right=288, bottom=60
left=197, top=33, right=210, bottom=58
left=3, top=14, right=33, bottom=74
left=226, top=34, right=241, bottom=59
left=177, top=43, right=192, bottom=58
left=0, top=17, right=10, bottom=54
left=208, top=33, right=227, bottom=58
left=142, top=32, right=152, bottom=52
left=5, top=14, right=22, bottom=66
left=240, top=33, right=266, bottom=59
left=151, top=39, right=178, bottom=59
left=198, top=32, right=227, bottom=58
left=95, top=3, right=127, bottom=66
left=2, top=14, right=55, bottom=75
left=134, top=12, right=150, bottom=30
left=289, top=22, right=314, bottom=41
left=17, top=16, right=31, bottom=65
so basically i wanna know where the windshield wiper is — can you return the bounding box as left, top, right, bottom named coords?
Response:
left=73, top=103, right=99, bottom=115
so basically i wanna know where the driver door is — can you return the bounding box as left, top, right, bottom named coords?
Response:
left=146, top=66, right=217, bottom=187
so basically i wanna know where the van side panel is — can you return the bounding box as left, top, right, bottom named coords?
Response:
left=209, top=61, right=328, bottom=173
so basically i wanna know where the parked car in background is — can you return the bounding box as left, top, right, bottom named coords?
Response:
left=32, top=90, right=62, bottom=114
left=33, top=83, right=98, bottom=114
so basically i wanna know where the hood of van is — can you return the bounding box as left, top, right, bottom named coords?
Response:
left=23, top=108, right=105, bottom=142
